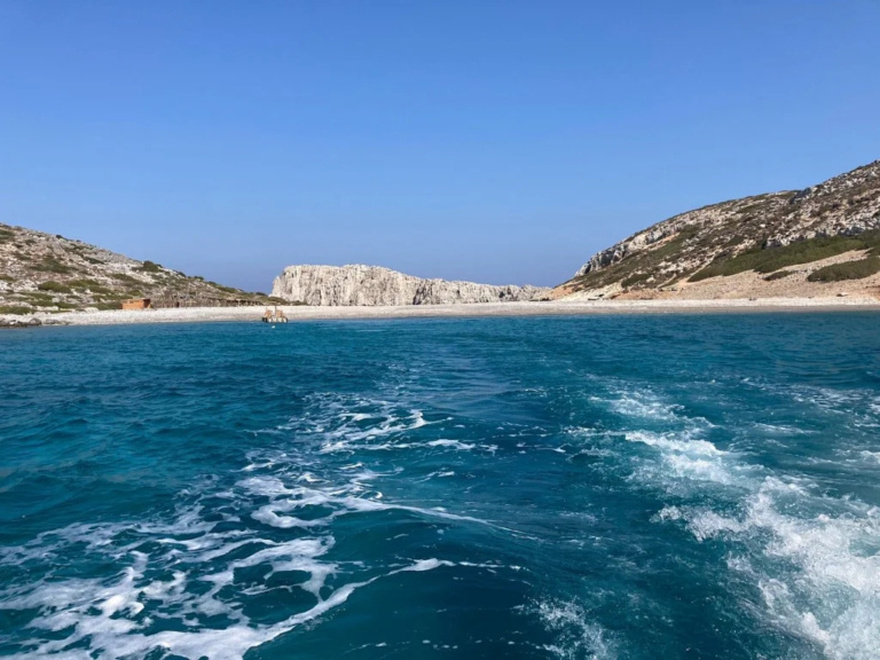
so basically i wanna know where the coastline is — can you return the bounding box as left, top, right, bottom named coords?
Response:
left=20, top=296, right=880, bottom=326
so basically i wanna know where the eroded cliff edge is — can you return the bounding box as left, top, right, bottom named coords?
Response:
left=271, top=264, right=549, bottom=306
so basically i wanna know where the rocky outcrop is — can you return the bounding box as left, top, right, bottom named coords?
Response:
left=0, top=316, right=42, bottom=329
left=0, top=223, right=278, bottom=313
left=562, top=159, right=880, bottom=296
left=271, top=264, right=549, bottom=306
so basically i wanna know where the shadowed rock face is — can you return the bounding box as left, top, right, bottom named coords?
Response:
left=271, top=264, right=549, bottom=306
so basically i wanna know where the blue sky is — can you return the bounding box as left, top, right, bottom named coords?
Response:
left=1, top=1, right=878, bottom=290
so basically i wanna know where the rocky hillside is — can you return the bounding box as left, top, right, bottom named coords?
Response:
left=272, top=264, right=549, bottom=306
left=0, top=223, right=281, bottom=314
left=560, top=160, right=880, bottom=299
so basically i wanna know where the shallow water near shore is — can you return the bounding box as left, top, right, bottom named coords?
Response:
left=2, top=314, right=880, bottom=659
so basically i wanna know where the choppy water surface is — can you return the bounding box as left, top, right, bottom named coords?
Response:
left=2, top=314, right=880, bottom=659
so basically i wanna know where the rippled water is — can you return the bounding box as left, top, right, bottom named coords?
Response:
left=2, top=314, right=880, bottom=659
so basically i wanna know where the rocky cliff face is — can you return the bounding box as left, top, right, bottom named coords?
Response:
left=271, top=264, right=549, bottom=306
left=561, top=160, right=880, bottom=297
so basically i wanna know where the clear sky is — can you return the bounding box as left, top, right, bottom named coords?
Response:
left=1, top=1, right=879, bottom=291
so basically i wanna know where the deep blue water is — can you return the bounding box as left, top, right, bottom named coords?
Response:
left=2, top=314, right=880, bottom=659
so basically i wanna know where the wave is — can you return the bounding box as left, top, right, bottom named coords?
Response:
left=0, top=393, right=516, bottom=660
left=532, top=598, right=616, bottom=660
left=0, top=471, right=506, bottom=660
left=623, top=429, right=750, bottom=493
left=596, top=383, right=880, bottom=658
left=657, top=473, right=880, bottom=658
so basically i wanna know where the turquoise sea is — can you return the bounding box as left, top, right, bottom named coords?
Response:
left=2, top=314, right=880, bottom=659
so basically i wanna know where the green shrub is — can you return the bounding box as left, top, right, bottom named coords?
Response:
left=0, top=229, right=14, bottom=242
left=37, top=281, right=72, bottom=293
left=622, top=272, right=651, bottom=288
left=94, top=302, right=122, bottom=310
left=69, top=279, right=112, bottom=294
left=690, top=231, right=880, bottom=282
left=0, top=305, right=32, bottom=315
left=112, top=273, right=141, bottom=285
left=137, top=260, right=162, bottom=273
left=807, top=257, right=880, bottom=282
left=22, top=293, right=57, bottom=306
left=31, top=256, right=73, bottom=274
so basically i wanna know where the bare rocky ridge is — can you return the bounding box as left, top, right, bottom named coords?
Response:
left=0, top=223, right=278, bottom=314
left=560, top=160, right=880, bottom=300
left=272, top=264, right=549, bottom=306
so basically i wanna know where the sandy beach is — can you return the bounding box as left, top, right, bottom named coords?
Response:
left=18, top=296, right=880, bottom=326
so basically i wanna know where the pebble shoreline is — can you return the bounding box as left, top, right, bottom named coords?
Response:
left=11, top=297, right=880, bottom=327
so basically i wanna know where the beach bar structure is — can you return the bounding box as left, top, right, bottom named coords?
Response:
left=121, top=298, right=152, bottom=310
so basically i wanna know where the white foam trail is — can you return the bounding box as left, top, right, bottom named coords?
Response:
left=2, top=389, right=536, bottom=659
left=394, top=558, right=455, bottom=573
left=625, top=430, right=743, bottom=488
left=626, top=430, right=724, bottom=456
left=318, top=437, right=497, bottom=454
left=751, top=422, right=813, bottom=436
left=534, top=599, right=616, bottom=660
left=661, top=477, right=880, bottom=659
left=0, top=495, right=474, bottom=660
left=606, top=393, right=680, bottom=422
left=613, top=380, right=880, bottom=659
left=241, top=476, right=494, bottom=530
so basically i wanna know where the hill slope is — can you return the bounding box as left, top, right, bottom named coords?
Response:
left=272, top=264, right=549, bottom=305
left=559, top=160, right=880, bottom=300
left=0, top=224, right=279, bottom=314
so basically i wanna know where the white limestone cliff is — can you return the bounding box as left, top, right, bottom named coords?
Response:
left=271, top=264, right=549, bottom=306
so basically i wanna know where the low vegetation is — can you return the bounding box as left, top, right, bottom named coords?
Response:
left=32, top=256, right=75, bottom=274
left=807, top=256, right=880, bottom=282
left=69, top=279, right=112, bottom=294
left=37, top=281, right=72, bottom=293
left=22, top=292, right=59, bottom=306
left=137, top=260, right=163, bottom=273
left=0, top=305, right=32, bottom=315
left=0, top=223, right=295, bottom=314
left=570, top=226, right=705, bottom=290
left=564, top=160, right=880, bottom=294
left=689, top=232, right=880, bottom=282
left=621, top=272, right=651, bottom=288
left=111, top=272, right=142, bottom=285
